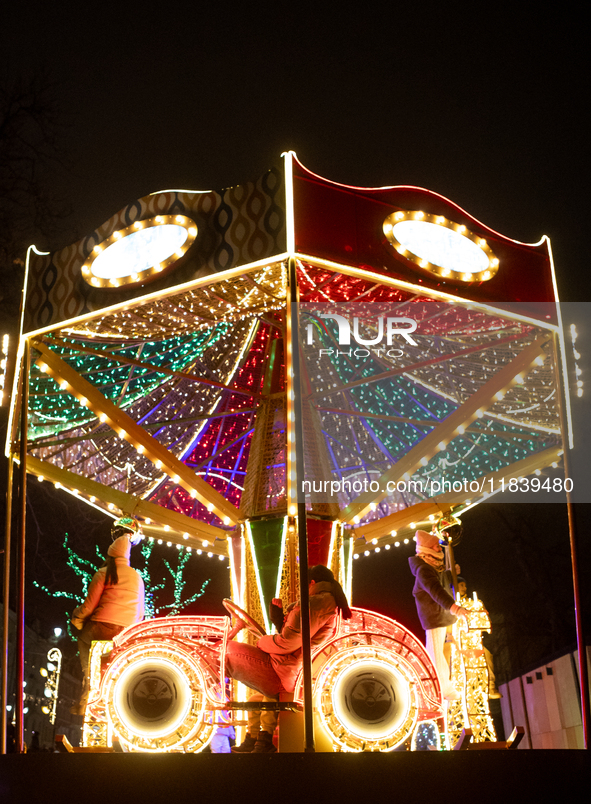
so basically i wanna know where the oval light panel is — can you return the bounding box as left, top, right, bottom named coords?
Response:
left=82, top=215, right=197, bottom=288
left=383, top=210, right=499, bottom=283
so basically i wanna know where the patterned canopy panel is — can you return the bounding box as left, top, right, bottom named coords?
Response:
left=298, top=261, right=559, bottom=522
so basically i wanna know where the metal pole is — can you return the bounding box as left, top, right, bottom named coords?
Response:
left=564, top=496, right=589, bottom=747
left=16, top=340, right=29, bottom=753
left=1, top=341, right=22, bottom=755
left=552, top=332, right=589, bottom=748
left=1, top=455, right=14, bottom=753
left=288, top=257, right=315, bottom=752
left=445, top=538, right=458, bottom=596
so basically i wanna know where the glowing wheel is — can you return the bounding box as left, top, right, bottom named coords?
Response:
left=316, top=646, right=419, bottom=752
left=102, top=642, right=215, bottom=752
left=223, top=598, right=266, bottom=637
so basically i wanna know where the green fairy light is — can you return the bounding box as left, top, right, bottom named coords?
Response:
left=28, top=324, right=232, bottom=433
left=34, top=532, right=211, bottom=636
left=149, top=545, right=210, bottom=617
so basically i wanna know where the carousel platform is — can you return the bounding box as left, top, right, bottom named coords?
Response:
left=1, top=750, right=587, bottom=804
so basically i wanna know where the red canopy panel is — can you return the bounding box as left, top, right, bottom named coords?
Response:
left=292, top=155, right=557, bottom=323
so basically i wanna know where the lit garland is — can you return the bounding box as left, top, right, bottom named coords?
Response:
left=570, top=324, right=583, bottom=397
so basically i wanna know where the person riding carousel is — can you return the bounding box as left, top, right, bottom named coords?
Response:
left=225, top=564, right=352, bottom=753
left=408, top=529, right=469, bottom=701
left=70, top=516, right=145, bottom=713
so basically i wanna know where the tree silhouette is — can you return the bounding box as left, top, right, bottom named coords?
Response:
left=0, top=74, right=72, bottom=337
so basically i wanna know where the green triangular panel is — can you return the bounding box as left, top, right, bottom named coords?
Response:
left=249, top=518, right=285, bottom=616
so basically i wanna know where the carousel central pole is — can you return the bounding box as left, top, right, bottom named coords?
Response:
left=287, top=256, right=315, bottom=752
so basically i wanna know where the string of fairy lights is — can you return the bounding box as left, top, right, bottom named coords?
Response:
left=148, top=320, right=283, bottom=526
left=299, top=266, right=561, bottom=522
left=29, top=319, right=258, bottom=507
left=353, top=536, right=412, bottom=560
left=29, top=326, right=230, bottom=434
left=570, top=324, right=584, bottom=398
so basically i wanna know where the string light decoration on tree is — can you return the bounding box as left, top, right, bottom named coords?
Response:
left=33, top=532, right=211, bottom=629
left=139, top=538, right=210, bottom=618
left=411, top=720, right=442, bottom=751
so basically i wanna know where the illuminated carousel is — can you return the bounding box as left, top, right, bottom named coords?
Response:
left=5, top=152, right=571, bottom=752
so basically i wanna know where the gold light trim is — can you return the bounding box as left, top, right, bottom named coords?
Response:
left=383, top=210, right=499, bottom=283
left=81, top=215, right=197, bottom=289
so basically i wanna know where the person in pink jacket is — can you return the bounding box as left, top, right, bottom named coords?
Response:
left=226, top=564, right=352, bottom=753
left=70, top=516, right=145, bottom=712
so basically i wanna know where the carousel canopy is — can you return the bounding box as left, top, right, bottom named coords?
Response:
left=9, top=153, right=570, bottom=555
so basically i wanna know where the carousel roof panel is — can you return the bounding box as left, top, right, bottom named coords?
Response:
left=291, top=154, right=557, bottom=320
left=15, top=154, right=566, bottom=547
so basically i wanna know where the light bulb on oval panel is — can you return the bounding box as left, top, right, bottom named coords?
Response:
left=383, top=210, right=499, bottom=283
left=81, top=215, right=197, bottom=289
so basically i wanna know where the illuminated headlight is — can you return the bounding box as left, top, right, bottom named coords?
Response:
left=113, top=658, right=191, bottom=739
left=101, top=642, right=215, bottom=753
left=332, top=659, right=410, bottom=740
left=316, top=646, right=419, bottom=752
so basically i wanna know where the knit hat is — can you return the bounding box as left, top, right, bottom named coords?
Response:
left=108, top=534, right=131, bottom=560
left=414, top=529, right=442, bottom=559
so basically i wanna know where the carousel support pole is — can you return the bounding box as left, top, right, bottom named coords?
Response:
left=1, top=341, right=23, bottom=755
left=16, top=340, right=29, bottom=753
left=1, top=455, right=14, bottom=754
left=445, top=537, right=459, bottom=595
left=564, top=489, right=589, bottom=748
left=288, top=257, right=315, bottom=752
left=552, top=333, right=589, bottom=748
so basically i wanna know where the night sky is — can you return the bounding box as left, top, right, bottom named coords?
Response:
left=1, top=5, right=589, bottom=680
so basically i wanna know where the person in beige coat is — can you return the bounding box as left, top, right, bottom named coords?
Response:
left=71, top=517, right=144, bottom=712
